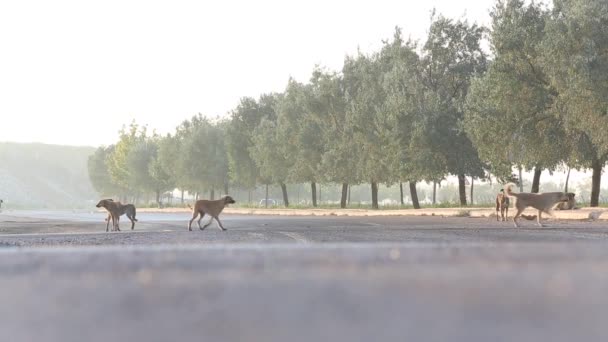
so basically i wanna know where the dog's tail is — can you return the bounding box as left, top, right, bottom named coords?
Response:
left=505, top=183, right=518, bottom=197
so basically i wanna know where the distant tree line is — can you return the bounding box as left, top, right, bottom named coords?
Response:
left=88, top=0, right=608, bottom=208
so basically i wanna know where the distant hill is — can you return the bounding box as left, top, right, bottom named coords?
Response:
left=0, top=142, right=98, bottom=209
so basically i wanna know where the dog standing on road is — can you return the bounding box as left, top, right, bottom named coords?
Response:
left=96, top=199, right=138, bottom=232
left=505, top=183, right=570, bottom=228
left=495, top=189, right=509, bottom=221
left=188, top=195, right=236, bottom=231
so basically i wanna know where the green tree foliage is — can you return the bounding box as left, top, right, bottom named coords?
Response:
left=419, top=14, right=488, bottom=205
left=88, top=145, right=122, bottom=197
left=226, top=97, right=265, bottom=190
left=308, top=67, right=357, bottom=208
left=276, top=78, right=324, bottom=206
left=542, top=0, right=608, bottom=206
left=343, top=52, right=401, bottom=209
left=465, top=0, right=565, bottom=193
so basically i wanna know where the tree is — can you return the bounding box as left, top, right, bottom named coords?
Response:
left=277, top=78, right=324, bottom=206
left=543, top=0, right=608, bottom=206
left=248, top=93, right=291, bottom=206
left=343, top=52, right=400, bottom=209
left=308, top=67, right=358, bottom=208
left=420, top=14, right=488, bottom=205
left=380, top=27, right=440, bottom=209
left=106, top=121, right=148, bottom=201
left=465, top=0, right=565, bottom=193
left=250, top=116, right=291, bottom=207
left=226, top=97, right=267, bottom=197
left=88, top=145, right=122, bottom=197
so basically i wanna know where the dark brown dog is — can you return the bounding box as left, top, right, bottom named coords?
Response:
left=505, top=183, right=570, bottom=227
left=188, top=195, right=235, bottom=231
left=495, top=189, right=510, bottom=221
left=96, top=199, right=138, bottom=232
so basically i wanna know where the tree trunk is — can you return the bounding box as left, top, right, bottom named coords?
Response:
left=180, top=190, right=184, bottom=204
left=265, top=184, right=269, bottom=208
left=518, top=166, right=524, bottom=192
left=224, top=182, right=229, bottom=196
left=248, top=189, right=252, bottom=204
left=531, top=167, right=542, bottom=193
left=319, top=184, right=322, bottom=204
left=340, top=183, right=348, bottom=209
left=371, top=182, right=379, bottom=209
left=155, top=189, right=161, bottom=208
left=591, top=158, right=603, bottom=207
left=409, top=181, right=420, bottom=209
left=311, top=182, right=317, bottom=207
left=347, top=184, right=351, bottom=205
left=280, top=183, right=289, bottom=207
left=210, top=188, right=215, bottom=200
left=399, top=182, right=404, bottom=206
left=470, top=177, right=474, bottom=206
left=432, top=181, right=437, bottom=205
left=564, top=168, right=571, bottom=193
left=458, top=174, right=467, bottom=206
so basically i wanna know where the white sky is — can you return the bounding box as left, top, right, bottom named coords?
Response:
left=0, top=0, right=494, bottom=147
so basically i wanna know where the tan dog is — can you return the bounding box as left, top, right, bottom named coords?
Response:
left=554, top=193, right=577, bottom=210
left=505, top=183, right=570, bottom=228
left=495, top=189, right=510, bottom=221
left=96, top=199, right=138, bottom=232
left=188, top=195, right=235, bottom=231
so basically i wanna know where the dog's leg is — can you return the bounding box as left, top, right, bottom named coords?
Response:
left=129, top=215, right=135, bottom=230
left=188, top=212, right=198, bottom=231
left=197, top=212, right=206, bottom=229
left=505, top=206, right=508, bottom=222
left=214, top=216, right=227, bottom=231
left=512, top=208, right=524, bottom=228
left=106, top=213, right=111, bottom=232
left=201, top=216, right=213, bottom=230
left=537, top=210, right=545, bottom=228
left=114, top=215, right=121, bottom=231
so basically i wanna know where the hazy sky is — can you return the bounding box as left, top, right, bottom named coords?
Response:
left=0, top=0, right=493, bottom=147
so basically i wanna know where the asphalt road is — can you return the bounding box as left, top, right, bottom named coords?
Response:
left=2, top=210, right=608, bottom=342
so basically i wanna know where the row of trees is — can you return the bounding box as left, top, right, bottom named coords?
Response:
left=88, top=0, right=608, bottom=208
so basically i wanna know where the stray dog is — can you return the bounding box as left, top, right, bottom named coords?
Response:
left=554, top=192, right=577, bottom=210
left=505, top=183, right=570, bottom=227
left=188, top=195, right=235, bottom=231
left=96, top=199, right=138, bottom=232
left=495, top=189, right=509, bottom=221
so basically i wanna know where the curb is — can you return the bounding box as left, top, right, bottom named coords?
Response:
left=137, top=207, right=608, bottom=221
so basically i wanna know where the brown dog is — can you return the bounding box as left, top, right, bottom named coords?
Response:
left=96, top=199, right=138, bottom=232
left=495, top=189, right=510, bottom=221
left=554, top=192, right=577, bottom=210
left=505, top=183, right=570, bottom=228
left=188, top=195, right=235, bottom=231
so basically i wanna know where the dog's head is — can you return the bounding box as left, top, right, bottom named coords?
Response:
left=223, top=195, right=236, bottom=205
left=96, top=199, right=113, bottom=208
left=558, top=192, right=574, bottom=202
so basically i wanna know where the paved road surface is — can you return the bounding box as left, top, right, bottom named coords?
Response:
left=2, top=210, right=608, bottom=342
